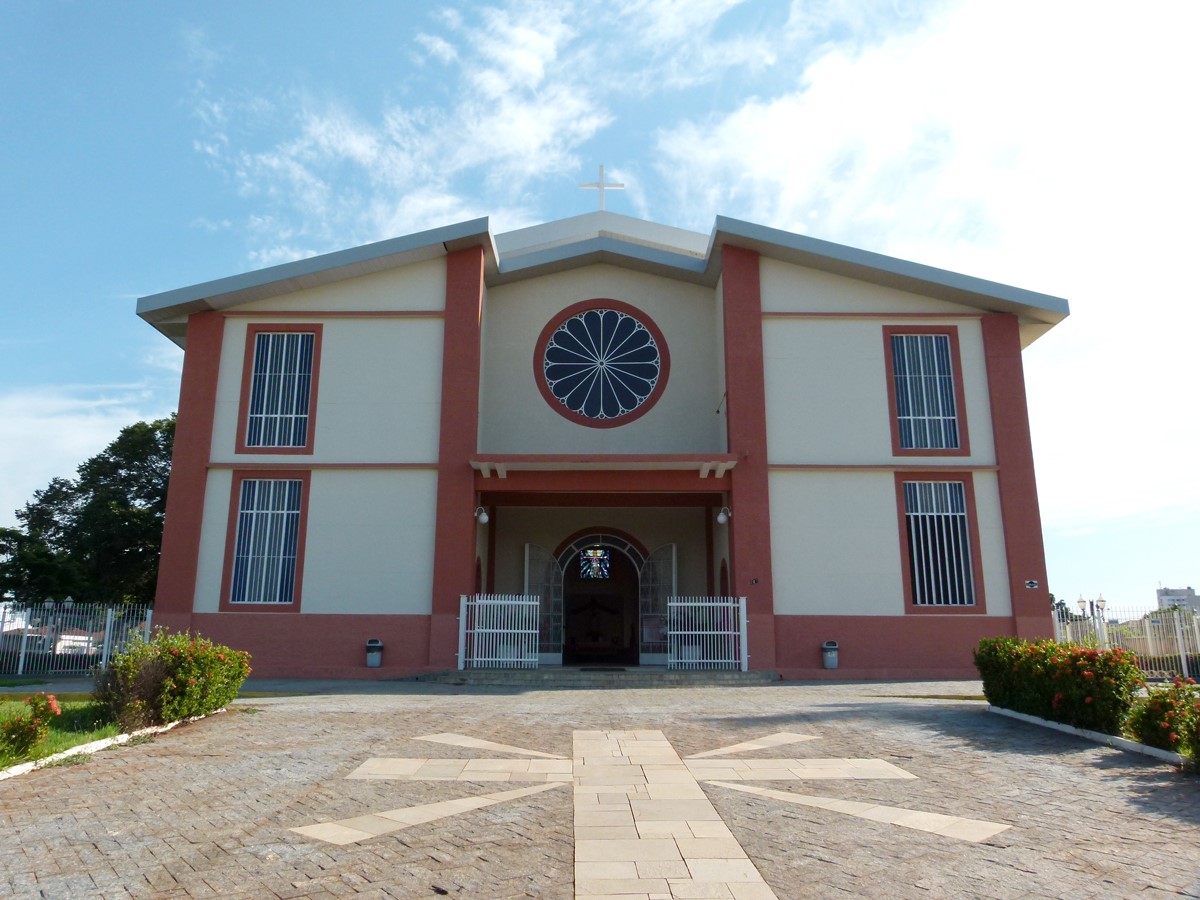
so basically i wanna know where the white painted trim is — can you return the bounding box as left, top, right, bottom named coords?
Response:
left=0, top=710, right=226, bottom=782
left=987, top=706, right=1187, bottom=766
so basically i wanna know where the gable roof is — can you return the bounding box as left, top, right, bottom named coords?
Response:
left=138, top=211, right=1068, bottom=347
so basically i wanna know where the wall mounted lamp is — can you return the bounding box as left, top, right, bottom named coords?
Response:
left=474, top=506, right=489, bottom=525
left=716, top=506, right=732, bottom=525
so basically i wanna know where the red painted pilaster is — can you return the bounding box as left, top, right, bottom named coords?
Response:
left=981, top=313, right=1053, bottom=639
left=720, top=245, right=777, bottom=669
left=428, top=246, right=486, bottom=668
left=154, top=311, right=224, bottom=632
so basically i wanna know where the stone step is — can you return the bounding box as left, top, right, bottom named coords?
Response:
left=408, top=666, right=779, bottom=689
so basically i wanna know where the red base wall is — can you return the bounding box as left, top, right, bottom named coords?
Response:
left=185, top=613, right=435, bottom=679
left=772, top=614, right=1026, bottom=680
left=150, top=612, right=1034, bottom=681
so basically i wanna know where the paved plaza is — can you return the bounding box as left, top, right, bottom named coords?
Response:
left=1, top=679, right=1199, bottom=898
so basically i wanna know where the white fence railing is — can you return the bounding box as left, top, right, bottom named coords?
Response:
left=1053, top=605, right=1200, bottom=680
left=0, top=601, right=153, bottom=676
left=458, top=594, right=540, bottom=670
left=667, top=596, right=748, bottom=671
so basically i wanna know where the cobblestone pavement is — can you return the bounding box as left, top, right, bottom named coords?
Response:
left=2, top=679, right=1199, bottom=898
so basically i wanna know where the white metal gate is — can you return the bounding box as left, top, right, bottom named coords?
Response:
left=0, top=601, right=153, bottom=676
left=457, top=594, right=541, bottom=670
left=667, top=596, right=748, bottom=671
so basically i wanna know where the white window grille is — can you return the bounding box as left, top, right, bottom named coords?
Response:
left=891, top=333, right=960, bottom=450
left=246, top=331, right=315, bottom=447
left=230, top=478, right=302, bottom=604
left=903, top=480, right=975, bottom=606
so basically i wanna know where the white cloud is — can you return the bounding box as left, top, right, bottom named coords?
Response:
left=0, top=387, right=174, bottom=529
left=415, top=33, right=458, bottom=65
left=652, top=1, right=1200, bottom=535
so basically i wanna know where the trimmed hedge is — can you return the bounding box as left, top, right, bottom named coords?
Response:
left=94, top=630, right=251, bottom=730
left=974, top=637, right=1143, bottom=735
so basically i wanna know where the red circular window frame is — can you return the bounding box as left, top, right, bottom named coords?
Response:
left=533, top=298, right=671, bottom=429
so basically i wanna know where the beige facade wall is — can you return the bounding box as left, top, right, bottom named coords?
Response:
left=193, top=468, right=234, bottom=614
left=768, top=471, right=905, bottom=616
left=225, top=257, right=446, bottom=313
left=210, top=316, right=444, bottom=464
left=760, top=258, right=977, bottom=315
left=192, top=468, right=437, bottom=615
left=972, top=471, right=1013, bottom=616
left=488, top=506, right=709, bottom=596
left=767, top=469, right=1011, bottom=617
left=301, top=470, right=437, bottom=614
left=762, top=316, right=994, bottom=465
left=479, top=265, right=726, bottom=454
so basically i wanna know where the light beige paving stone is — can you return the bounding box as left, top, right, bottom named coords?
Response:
left=576, top=826, right=642, bottom=840
left=666, top=881, right=735, bottom=898
left=576, top=838, right=684, bottom=862
left=635, top=820, right=696, bottom=838
left=415, top=732, right=564, bottom=758
left=683, top=859, right=765, bottom=882
left=645, top=784, right=709, bottom=800
left=675, top=837, right=748, bottom=859
left=287, top=822, right=374, bottom=846
left=705, top=781, right=1010, bottom=843
left=629, top=799, right=724, bottom=821
left=576, top=878, right=670, bottom=895
left=687, top=733, right=819, bottom=759
left=345, top=757, right=427, bottom=778
left=576, top=861, right=639, bottom=880
left=636, top=861, right=692, bottom=879
left=575, top=809, right=637, bottom=827
left=728, top=884, right=781, bottom=900
left=687, top=821, right=735, bottom=839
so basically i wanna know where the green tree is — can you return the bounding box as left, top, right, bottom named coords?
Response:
left=0, top=416, right=174, bottom=606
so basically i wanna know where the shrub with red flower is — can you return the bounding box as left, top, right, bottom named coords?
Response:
left=0, top=693, right=63, bottom=758
left=975, top=638, right=1143, bottom=734
left=94, top=629, right=252, bottom=730
left=1127, top=676, right=1200, bottom=755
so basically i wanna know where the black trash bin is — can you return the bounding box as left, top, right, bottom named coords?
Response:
left=366, top=638, right=384, bottom=668
left=822, top=640, right=839, bottom=670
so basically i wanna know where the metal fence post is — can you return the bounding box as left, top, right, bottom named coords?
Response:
left=457, top=595, right=468, bottom=670
left=1174, top=613, right=1190, bottom=679
left=17, top=615, right=31, bottom=676
left=738, top=596, right=748, bottom=672
left=100, top=607, right=116, bottom=669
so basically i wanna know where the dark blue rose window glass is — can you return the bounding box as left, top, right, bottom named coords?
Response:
left=542, top=308, right=662, bottom=421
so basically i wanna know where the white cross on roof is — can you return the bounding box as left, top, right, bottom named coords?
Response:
left=580, top=164, right=624, bottom=211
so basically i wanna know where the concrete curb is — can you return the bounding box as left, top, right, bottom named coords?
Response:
left=0, top=710, right=223, bottom=782
left=987, top=705, right=1188, bottom=766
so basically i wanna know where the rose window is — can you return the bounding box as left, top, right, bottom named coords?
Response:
left=537, top=303, right=667, bottom=427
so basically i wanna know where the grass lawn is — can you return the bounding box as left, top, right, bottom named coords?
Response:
left=0, top=695, right=120, bottom=769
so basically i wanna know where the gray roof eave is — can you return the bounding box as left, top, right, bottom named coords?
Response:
left=707, top=216, right=1070, bottom=324
left=490, top=235, right=709, bottom=286
left=136, top=218, right=496, bottom=324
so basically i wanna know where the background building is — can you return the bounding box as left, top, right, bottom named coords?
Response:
left=1158, top=587, right=1199, bottom=613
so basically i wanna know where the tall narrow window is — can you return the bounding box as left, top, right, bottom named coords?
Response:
left=902, top=480, right=975, bottom=607
left=237, top=325, right=322, bottom=453
left=884, top=327, right=969, bottom=455
left=229, top=478, right=303, bottom=604
left=247, top=331, right=313, bottom=447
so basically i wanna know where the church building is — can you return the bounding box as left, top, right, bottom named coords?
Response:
left=138, top=211, right=1068, bottom=679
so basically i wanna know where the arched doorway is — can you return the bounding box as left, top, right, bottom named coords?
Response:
left=562, top=544, right=639, bottom=666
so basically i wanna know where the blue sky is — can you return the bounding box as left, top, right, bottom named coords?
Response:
left=2, top=1, right=1196, bottom=611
